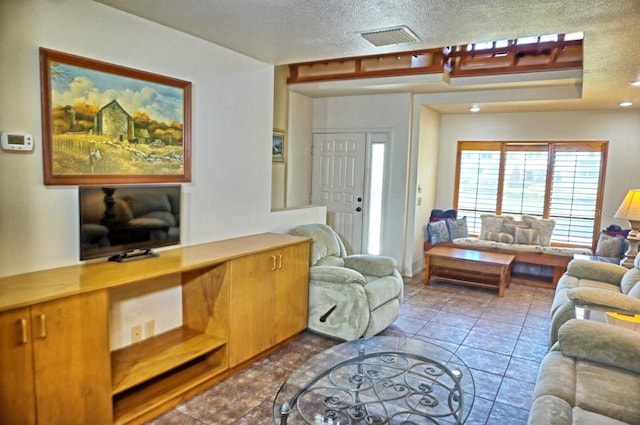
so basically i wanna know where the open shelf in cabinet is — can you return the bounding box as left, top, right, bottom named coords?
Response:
left=111, top=326, right=226, bottom=394
left=112, top=347, right=226, bottom=425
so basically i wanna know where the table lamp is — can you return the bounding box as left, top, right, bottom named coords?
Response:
left=614, top=189, right=640, bottom=267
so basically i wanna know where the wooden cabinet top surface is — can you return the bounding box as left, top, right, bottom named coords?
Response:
left=0, top=233, right=310, bottom=312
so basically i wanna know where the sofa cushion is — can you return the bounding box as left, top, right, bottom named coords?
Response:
left=620, top=267, right=640, bottom=295
left=487, top=231, right=514, bottom=243
left=446, top=217, right=468, bottom=239
left=567, top=260, right=628, bottom=285
left=427, top=220, right=450, bottom=244
left=523, top=215, right=556, bottom=246
left=289, top=223, right=344, bottom=265
left=531, top=321, right=640, bottom=425
left=595, top=232, right=627, bottom=258
left=364, top=275, right=402, bottom=310
left=514, top=227, right=540, bottom=245
left=628, top=282, right=640, bottom=299
left=452, top=237, right=542, bottom=253
left=479, top=214, right=507, bottom=240
left=429, top=209, right=457, bottom=221
left=345, top=254, right=397, bottom=276
left=540, top=245, right=593, bottom=256
left=559, top=319, right=640, bottom=374
left=528, top=394, right=572, bottom=425
left=502, top=222, right=528, bottom=238
left=309, top=266, right=365, bottom=284
left=316, top=256, right=345, bottom=267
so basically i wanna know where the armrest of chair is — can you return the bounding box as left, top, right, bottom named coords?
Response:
left=344, top=254, right=397, bottom=277
left=567, top=287, right=640, bottom=315
left=557, top=319, right=640, bottom=374
left=566, top=259, right=627, bottom=285
left=310, top=266, right=366, bottom=285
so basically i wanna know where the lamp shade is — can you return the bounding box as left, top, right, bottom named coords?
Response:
left=614, top=190, right=640, bottom=220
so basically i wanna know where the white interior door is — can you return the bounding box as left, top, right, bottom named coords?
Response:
left=312, top=133, right=366, bottom=253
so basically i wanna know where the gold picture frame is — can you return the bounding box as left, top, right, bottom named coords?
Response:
left=39, top=48, right=192, bottom=185
left=272, top=129, right=286, bottom=162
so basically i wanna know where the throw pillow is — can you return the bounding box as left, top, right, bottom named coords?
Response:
left=430, top=209, right=457, bottom=221
left=502, top=223, right=529, bottom=238
left=427, top=220, right=450, bottom=245
left=446, top=217, right=468, bottom=240
left=514, top=227, right=540, bottom=245
left=604, top=224, right=631, bottom=238
left=487, top=231, right=514, bottom=243
left=595, top=232, right=626, bottom=258
left=480, top=214, right=505, bottom=240
left=523, top=215, right=556, bottom=246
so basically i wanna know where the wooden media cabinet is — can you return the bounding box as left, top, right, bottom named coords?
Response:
left=0, top=233, right=310, bottom=425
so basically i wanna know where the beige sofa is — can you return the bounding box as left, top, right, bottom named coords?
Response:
left=549, top=257, right=640, bottom=345
left=425, top=213, right=591, bottom=288
left=528, top=319, right=640, bottom=425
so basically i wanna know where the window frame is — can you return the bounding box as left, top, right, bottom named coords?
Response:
left=453, top=140, right=608, bottom=248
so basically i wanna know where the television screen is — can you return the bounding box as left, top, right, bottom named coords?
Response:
left=79, top=185, right=181, bottom=261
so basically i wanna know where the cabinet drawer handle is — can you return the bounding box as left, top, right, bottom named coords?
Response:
left=271, top=255, right=277, bottom=271
left=277, top=254, right=283, bottom=270
left=38, top=314, right=47, bottom=339
left=19, top=319, right=28, bottom=344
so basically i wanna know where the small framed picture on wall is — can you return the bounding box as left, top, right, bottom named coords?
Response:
left=272, top=129, right=286, bottom=162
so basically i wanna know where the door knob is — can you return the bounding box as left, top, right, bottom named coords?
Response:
left=357, top=197, right=362, bottom=202
left=356, top=207, right=362, bottom=212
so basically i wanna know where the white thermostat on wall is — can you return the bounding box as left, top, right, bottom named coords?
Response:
left=1, top=132, right=34, bottom=151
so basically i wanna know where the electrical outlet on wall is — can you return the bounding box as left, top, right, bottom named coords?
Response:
left=144, top=320, right=155, bottom=338
left=131, top=325, right=142, bottom=343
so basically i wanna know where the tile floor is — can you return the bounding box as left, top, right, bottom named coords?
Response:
left=147, top=271, right=555, bottom=425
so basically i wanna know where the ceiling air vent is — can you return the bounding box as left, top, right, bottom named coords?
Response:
left=360, top=25, right=420, bottom=47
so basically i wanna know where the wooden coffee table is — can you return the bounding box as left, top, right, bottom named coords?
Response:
left=424, top=246, right=515, bottom=297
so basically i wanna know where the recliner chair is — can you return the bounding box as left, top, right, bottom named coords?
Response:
left=289, top=223, right=404, bottom=341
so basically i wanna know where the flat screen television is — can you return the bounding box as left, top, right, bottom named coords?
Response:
left=79, top=185, right=181, bottom=261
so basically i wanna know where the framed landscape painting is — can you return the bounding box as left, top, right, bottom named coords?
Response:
left=39, top=48, right=192, bottom=185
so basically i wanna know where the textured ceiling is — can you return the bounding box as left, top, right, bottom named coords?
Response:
left=95, top=0, right=640, bottom=112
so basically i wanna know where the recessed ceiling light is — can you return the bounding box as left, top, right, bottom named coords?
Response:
left=632, top=81, right=640, bottom=87
left=620, top=101, right=633, bottom=107
left=470, top=105, right=480, bottom=112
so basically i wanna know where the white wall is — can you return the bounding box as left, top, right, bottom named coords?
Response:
left=409, top=105, right=441, bottom=274
left=0, top=0, right=325, bottom=278
left=313, top=93, right=412, bottom=271
left=436, top=109, right=640, bottom=231
left=0, top=0, right=326, bottom=345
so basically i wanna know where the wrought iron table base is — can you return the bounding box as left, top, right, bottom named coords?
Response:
left=277, top=343, right=467, bottom=424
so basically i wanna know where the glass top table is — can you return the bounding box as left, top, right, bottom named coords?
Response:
left=273, top=336, right=475, bottom=424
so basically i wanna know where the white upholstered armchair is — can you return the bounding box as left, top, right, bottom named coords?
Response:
left=289, top=223, right=404, bottom=341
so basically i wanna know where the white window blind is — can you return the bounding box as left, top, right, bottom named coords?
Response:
left=454, top=141, right=606, bottom=246
left=549, top=150, right=602, bottom=245
left=457, top=149, right=500, bottom=234
left=502, top=150, right=547, bottom=216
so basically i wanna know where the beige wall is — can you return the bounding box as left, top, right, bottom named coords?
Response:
left=436, top=110, right=640, bottom=230
left=271, top=65, right=289, bottom=209
left=0, top=0, right=325, bottom=277
left=410, top=106, right=440, bottom=274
